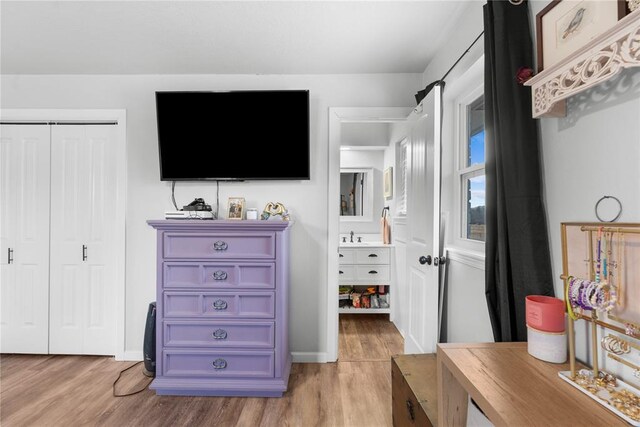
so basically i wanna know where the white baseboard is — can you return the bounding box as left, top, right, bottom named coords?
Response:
left=292, top=352, right=327, bottom=363
left=121, top=350, right=143, bottom=361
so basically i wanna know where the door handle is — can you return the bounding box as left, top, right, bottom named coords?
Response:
left=434, top=256, right=446, bottom=266
left=8, top=248, right=14, bottom=264
left=419, top=255, right=432, bottom=265
left=82, top=245, right=88, bottom=261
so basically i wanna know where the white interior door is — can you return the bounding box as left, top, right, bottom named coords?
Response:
left=49, top=125, right=118, bottom=355
left=405, top=88, right=442, bottom=355
left=0, top=125, right=51, bottom=353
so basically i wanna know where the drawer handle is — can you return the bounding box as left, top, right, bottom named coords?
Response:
left=339, top=270, right=344, bottom=274
left=212, top=358, right=227, bottom=370
left=212, top=270, right=228, bottom=281
left=368, top=270, right=378, bottom=274
left=213, top=241, right=228, bottom=251
left=339, top=253, right=344, bottom=257
left=212, top=329, right=228, bottom=340
left=368, top=254, right=378, bottom=258
left=213, top=299, right=228, bottom=310
left=406, top=399, right=415, bottom=421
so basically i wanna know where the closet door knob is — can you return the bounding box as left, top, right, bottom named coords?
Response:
left=433, top=256, right=446, bottom=266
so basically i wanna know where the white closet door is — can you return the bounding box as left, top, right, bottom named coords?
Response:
left=0, top=125, right=51, bottom=354
left=49, top=125, right=118, bottom=355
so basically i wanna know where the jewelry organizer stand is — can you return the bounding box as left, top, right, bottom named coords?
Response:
left=559, top=222, right=640, bottom=425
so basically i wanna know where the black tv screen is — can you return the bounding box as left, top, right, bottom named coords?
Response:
left=156, top=90, right=310, bottom=180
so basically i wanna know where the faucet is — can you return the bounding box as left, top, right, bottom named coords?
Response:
left=350, top=231, right=354, bottom=243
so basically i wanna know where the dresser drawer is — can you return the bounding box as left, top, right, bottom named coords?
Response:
left=163, top=232, right=275, bottom=259
left=356, top=265, right=390, bottom=281
left=164, top=291, right=275, bottom=318
left=164, top=320, right=274, bottom=348
left=355, top=248, right=390, bottom=264
left=163, top=262, right=275, bottom=289
left=163, top=350, right=274, bottom=378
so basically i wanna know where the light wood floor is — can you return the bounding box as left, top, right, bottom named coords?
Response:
left=1, top=315, right=403, bottom=427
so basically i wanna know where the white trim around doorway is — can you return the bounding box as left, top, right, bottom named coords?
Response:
left=327, top=107, right=411, bottom=362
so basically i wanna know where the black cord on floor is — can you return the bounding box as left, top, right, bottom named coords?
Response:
left=112, top=361, right=153, bottom=397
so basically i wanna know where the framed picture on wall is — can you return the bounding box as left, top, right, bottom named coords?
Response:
left=227, top=197, right=245, bottom=220
left=535, top=0, right=629, bottom=72
left=384, top=167, right=393, bottom=199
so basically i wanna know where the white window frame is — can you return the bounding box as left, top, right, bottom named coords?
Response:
left=396, top=138, right=409, bottom=216
left=454, top=83, right=485, bottom=252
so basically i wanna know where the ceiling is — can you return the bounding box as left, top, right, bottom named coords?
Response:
left=1, top=1, right=470, bottom=75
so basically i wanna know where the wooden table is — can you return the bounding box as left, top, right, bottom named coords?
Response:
left=437, top=342, right=625, bottom=426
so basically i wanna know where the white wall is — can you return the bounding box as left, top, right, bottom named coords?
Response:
left=529, top=1, right=640, bottom=380
left=421, top=1, right=484, bottom=88
left=0, top=73, right=420, bottom=358
left=339, top=149, right=385, bottom=235
left=342, top=123, right=390, bottom=147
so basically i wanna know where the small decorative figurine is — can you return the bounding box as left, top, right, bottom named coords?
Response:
left=260, top=202, right=290, bottom=221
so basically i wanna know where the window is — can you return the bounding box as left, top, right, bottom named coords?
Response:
left=459, top=95, right=485, bottom=242
left=396, top=139, right=408, bottom=215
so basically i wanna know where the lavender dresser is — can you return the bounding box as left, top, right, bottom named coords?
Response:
left=147, top=220, right=292, bottom=397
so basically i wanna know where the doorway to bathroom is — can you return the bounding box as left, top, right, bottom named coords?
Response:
left=328, top=107, right=411, bottom=362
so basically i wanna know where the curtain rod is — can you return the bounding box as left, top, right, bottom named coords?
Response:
left=440, top=31, right=484, bottom=83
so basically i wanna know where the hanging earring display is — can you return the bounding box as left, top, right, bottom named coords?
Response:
left=560, top=223, right=640, bottom=425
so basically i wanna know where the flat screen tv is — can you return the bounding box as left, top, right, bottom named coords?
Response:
left=156, top=90, right=310, bottom=181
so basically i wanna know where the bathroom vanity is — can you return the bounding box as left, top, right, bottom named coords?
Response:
left=339, top=243, right=393, bottom=314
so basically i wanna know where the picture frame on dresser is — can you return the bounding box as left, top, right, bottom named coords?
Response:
left=227, top=197, right=245, bottom=220
left=535, top=0, right=629, bottom=72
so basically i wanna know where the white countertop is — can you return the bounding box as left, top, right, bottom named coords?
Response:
left=339, top=242, right=394, bottom=248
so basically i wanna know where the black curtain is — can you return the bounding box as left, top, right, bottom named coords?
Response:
left=484, top=0, right=554, bottom=342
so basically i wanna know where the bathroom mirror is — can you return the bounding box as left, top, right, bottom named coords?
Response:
left=340, top=168, right=373, bottom=221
